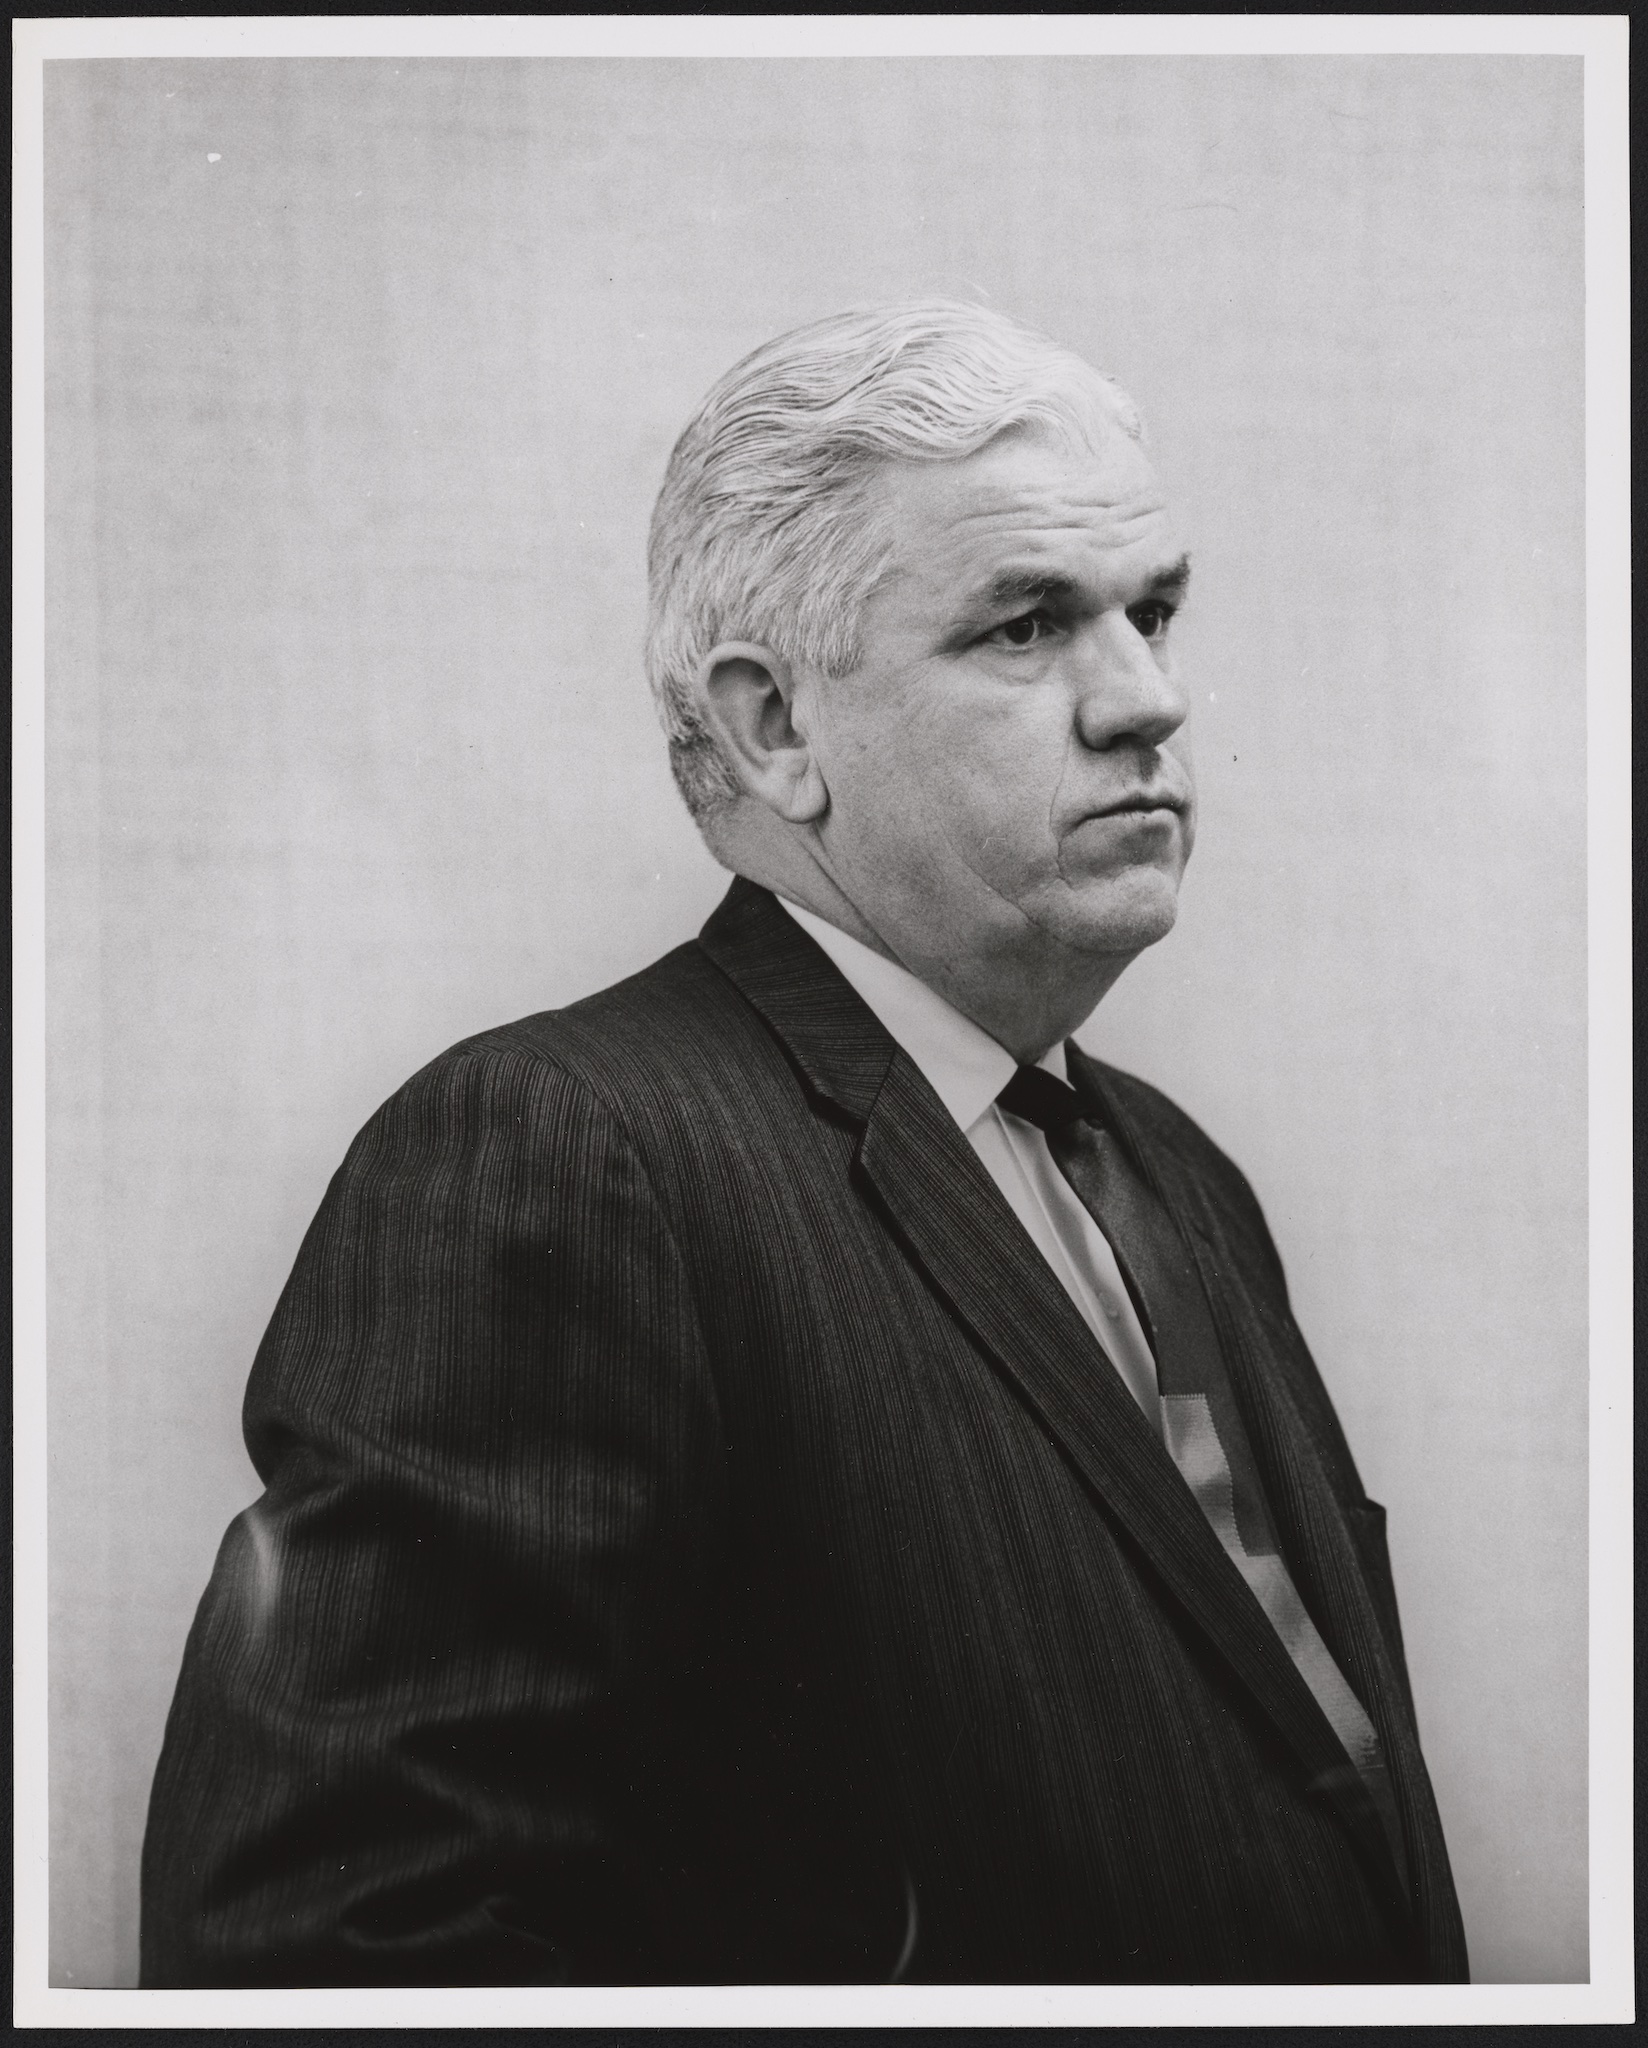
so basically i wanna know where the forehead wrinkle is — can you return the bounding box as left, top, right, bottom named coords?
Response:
left=928, top=499, right=1175, bottom=592
left=931, top=504, right=1179, bottom=599
left=943, top=483, right=1168, bottom=530
left=868, top=450, right=1177, bottom=605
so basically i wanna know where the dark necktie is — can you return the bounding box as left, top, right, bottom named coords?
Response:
left=997, top=1063, right=1408, bottom=1888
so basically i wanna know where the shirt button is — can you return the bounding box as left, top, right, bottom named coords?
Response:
left=1101, top=1295, right=1121, bottom=1319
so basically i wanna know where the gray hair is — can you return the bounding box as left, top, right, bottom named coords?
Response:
left=644, top=299, right=1143, bottom=824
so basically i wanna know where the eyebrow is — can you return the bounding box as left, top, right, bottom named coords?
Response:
left=970, top=552, right=1193, bottom=617
left=1145, top=553, right=1193, bottom=599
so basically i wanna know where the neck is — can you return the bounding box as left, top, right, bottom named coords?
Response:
left=711, top=805, right=1134, bottom=1065
left=893, top=932, right=1132, bottom=1064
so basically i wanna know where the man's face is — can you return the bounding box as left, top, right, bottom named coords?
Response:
left=802, top=422, right=1196, bottom=979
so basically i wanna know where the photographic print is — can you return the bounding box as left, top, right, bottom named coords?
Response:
left=14, top=13, right=1630, bottom=2026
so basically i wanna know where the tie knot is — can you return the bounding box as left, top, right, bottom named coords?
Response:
left=997, top=1064, right=1092, bottom=1135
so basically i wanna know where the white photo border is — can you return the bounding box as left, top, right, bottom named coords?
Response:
left=12, top=11, right=1632, bottom=2028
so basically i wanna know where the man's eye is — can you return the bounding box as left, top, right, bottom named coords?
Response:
left=990, top=611, right=1049, bottom=649
left=1128, top=601, right=1175, bottom=641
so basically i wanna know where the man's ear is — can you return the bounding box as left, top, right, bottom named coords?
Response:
left=696, top=641, right=829, bottom=823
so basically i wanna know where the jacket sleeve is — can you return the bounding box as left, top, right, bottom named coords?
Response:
left=139, top=1036, right=729, bottom=1985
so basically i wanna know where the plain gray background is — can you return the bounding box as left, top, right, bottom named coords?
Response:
left=46, top=56, right=1586, bottom=1987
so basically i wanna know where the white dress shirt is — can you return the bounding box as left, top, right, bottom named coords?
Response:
left=777, top=897, right=1161, bottom=1426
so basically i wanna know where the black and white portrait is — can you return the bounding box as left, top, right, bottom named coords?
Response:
left=16, top=14, right=1630, bottom=2025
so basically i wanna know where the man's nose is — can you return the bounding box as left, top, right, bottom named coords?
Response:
left=1070, top=614, right=1188, bottom=752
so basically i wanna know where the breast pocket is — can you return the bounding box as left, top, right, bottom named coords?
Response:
left=1350, top=1495, right=1390, bottom=1563
left=1347, top=1496, right=1409, bottom=1656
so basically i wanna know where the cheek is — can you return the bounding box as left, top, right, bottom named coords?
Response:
left=822, top=671, right=1067, bottom=873
left=816, top=670, right=936, bottom=790
left=828, top=694, right=954, bottom=815
left=942, top=707, right=1074, bottom=879
left=814, top=689, right=957, bottom=868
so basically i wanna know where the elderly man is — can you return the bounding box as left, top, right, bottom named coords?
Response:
left=142, top=302, right=1467, bottom=1986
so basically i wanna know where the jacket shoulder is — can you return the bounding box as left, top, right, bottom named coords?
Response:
left=381, top=936, right=780, bottom=1128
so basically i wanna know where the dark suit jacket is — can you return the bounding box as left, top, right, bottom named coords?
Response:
left=140, top=878, right=1468, bottom=1986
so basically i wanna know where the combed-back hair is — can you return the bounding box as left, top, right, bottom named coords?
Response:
left=645, top=299, right=1144, bottom=823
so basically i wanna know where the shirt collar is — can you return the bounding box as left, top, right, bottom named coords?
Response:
left=776, top=896, right=1068, bottom=1134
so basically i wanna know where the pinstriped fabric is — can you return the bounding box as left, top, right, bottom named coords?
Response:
left=1157, top=1393, right=1398, bottom=1846
left=996, top=1068, right=1407, bottom=1887
left=1067, top=1044, right=1466, bottom=1980
left=140, top=879, right=1467, bottom=1985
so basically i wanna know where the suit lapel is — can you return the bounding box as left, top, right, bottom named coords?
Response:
left=1197, top=1225, right=1463, bottom=1963
left=1075, top=1057, right=1406, bottom=1688
left=1079, top=1055, right=1463, bottom=1962
left=858, top=1058, right=1407, bottom=1905
left=701, top=882, right=1412, bottom=1920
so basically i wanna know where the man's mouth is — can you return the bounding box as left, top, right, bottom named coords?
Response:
left=1083, top=792, right=1185, bottom=820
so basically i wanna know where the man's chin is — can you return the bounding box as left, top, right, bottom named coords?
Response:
left=1054, top=870, right=1183, bottom=957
